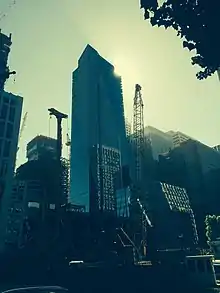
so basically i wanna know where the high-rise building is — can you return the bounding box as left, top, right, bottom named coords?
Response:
left=26, top=135, right=57, bottom=161
left=0, top=30, right=12, bottom=92
left=0, top=91, right=23, bottom=250
left=70, top=45, right=128, bottom=212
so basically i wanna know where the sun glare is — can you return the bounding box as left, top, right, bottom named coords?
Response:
left=113, top=56, right=140, bottom=85
left=113, top=57, right=129, bottom=77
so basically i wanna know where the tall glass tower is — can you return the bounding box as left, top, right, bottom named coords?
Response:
left=70, top=45, right=128, bottom=213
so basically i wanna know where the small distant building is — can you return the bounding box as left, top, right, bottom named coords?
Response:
left=167, top=130, right=194, bottom=148
left=144, top=126, right=174, bottom=160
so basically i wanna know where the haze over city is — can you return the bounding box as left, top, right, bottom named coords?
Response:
left=1, top=0, right=220, bottom=167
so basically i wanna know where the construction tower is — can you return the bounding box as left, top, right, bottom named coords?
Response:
left=133, top=84, right=145, bottom=184
left=48, top=107, right=68, bottom=205
left=131, top=84, right=153, bottom=260
left=0, top=30, right=16, bottom=92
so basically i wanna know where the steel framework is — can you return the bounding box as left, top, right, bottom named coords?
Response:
left=133, top=84, right=145, bottom=184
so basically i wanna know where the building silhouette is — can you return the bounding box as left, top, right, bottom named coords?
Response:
left=0, top=30, right=12, bottom=92
left=27, top=135, right=57, bottom=161
left=157, top=139, right=220, bottom=246
left=0, top=91, right=23, bottom=251
left=3, top=135, right=69, bottom=251
left=70, top=45, right=128, bottom=213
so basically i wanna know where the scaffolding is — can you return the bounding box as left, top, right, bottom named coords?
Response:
left=90, top=144, right=120, bottom=213
left=125, top=118, right=132, bottom=141
left=133, top=84, right=145, bottom=184
left=60, top=157, right=70, bottom=203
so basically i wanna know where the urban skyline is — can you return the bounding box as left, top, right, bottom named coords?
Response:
left=1, top=3, right=220, bottom=285
left=1, top=0, right=220, bottom=170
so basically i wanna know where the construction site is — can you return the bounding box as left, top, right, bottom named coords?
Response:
left=0, top=23, right=214, bottom=293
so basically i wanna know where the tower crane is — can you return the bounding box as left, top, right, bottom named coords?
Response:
left=48, top=108, right=68, bottom=161
left=133, top=84, right=145, bottom=184
left=132, top=84, right=153, bottom=259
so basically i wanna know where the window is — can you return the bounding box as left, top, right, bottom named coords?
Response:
left=0, top=121, right=5, bottom=137
left=197, top=259, right=205, bottom=272
left=187, top=259, right=196, bottom=272
left=6, top=123, right=13, bottom=139
left=3, top=97, right=9, bottom=104
left=9, top=107, right=15, bottom=122
left=10, top=99, right=16, bottom=106
left=0, top=160, right=7, bottom=177
left=3, top=141, right=11, bottom=157
left=0, top=139, right=2, bottom=156
left=0, top=103, right=8, bottom=119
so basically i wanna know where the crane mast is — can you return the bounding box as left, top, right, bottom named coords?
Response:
left=133, top=84, right=145, bottom=184
left=132, top=84, right=150, bottom=259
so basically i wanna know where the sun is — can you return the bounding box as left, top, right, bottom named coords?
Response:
left=112, top=55, right=140, bottom=85
left=113, top=57, right=129, bottom=77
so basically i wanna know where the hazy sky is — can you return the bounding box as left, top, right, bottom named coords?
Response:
left=1, top=0, right=220, bottom=166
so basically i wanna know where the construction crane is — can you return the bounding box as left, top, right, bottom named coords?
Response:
left=133, top=84, right=145, bottom=183
left=48, top=108, right=68, bottom=161
left=132, top=84, right=152, bottom=259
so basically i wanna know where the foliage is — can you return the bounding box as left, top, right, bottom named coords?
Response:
left=205, top=215, right=220, bottom=242
left=140, top=0, right=220, bottom=80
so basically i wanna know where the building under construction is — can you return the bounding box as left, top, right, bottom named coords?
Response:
left=0, top=29, right=16, bottom=92
left=3, top=134, right=70, bottom=251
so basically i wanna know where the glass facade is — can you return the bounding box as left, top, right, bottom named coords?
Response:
left=70, top=45, right=128, bottom=212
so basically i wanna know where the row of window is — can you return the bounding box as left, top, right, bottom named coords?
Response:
left=0, top=160, right=7, bottom=177
left=0, top=139, right=11, bottom=158
left=0, top=120, right=14, bottom=139
left=0, top=102, right=16, bottom=123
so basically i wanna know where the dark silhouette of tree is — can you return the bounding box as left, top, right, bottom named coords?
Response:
left=140, top=0, right=220, bottom=80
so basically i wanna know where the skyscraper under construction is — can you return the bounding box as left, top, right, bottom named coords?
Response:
left=70, top=45, right=128, bottom=213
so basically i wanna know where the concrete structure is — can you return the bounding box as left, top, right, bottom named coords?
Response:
left=70, top=45, right=128, bottom=212
left=0, top=91, right=23, bottom=250
left=27, top=135, right=57, bottom=161
left=5, top=180, right=43, bottom=249
left=144, top=126, right=174, bottom=160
